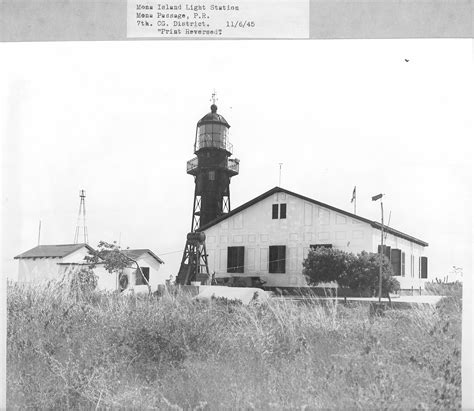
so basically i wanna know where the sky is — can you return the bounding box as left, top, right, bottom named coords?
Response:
left=1, top=39, right=472, bottom=282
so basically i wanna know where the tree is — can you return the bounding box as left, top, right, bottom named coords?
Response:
left=303, top=247, right=356, bottom=285
left=302, top=248, right=400, bottom=296
left=341, top=251, right=399, bottom=297
left=85, top=241, right=152, bottom=295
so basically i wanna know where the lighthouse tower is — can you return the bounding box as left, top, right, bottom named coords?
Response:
left=177, top=99, right=240, bottom=285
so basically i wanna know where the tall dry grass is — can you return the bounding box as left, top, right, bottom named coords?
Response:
left=7, top=281, right=461, bottom=409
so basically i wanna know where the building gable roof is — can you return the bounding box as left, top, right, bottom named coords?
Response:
left=198, top=186, right=429, bottom=247
left=122, top=249, right=165, bottom=265
left=14, top=243, right=94, bottom=259
left=14, top=244, right=165, bottom=265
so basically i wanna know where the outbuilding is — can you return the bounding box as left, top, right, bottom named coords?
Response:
left=14, top=244, right=165, bottom=292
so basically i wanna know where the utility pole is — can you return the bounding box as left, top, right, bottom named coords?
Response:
left=278, top=163, right=283, bottom=187
left=379, top=200, right=384, bottom=302
left=384, top=211, right=391, bottom=241
left=372, top=193, right=384, bottom=303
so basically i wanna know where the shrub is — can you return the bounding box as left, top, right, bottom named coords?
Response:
left=303, top=247, right=355, bottom=284
left=425, top=281, right=462, bottom=297
left=303, top=248, right=399, bottom=295
left=342, top=251, right=399, bottom=296
left=70, top=268, right=98, bottom=295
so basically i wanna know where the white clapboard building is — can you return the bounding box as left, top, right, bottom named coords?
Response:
left=199, top=187, right=429, bottom=290
left=14, top=244, right=165, bottom=292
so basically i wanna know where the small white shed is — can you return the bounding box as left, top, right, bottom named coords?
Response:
left=14, top=244, right=95, bottom=283
left=14, top=244, right=165, bottom=292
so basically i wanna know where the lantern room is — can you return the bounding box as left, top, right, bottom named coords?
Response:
left=195, top=104, right=233, bottom=154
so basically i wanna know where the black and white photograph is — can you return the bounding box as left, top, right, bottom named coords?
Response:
left=1, top=22, right=472, bottom=410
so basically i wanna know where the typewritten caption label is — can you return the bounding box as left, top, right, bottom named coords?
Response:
left=127, top=0, right=309, bottom=38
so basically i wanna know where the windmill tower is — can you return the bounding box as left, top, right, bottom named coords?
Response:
left=176, top=97, right=240, bottom=285
left=73, top=189, right=88, bottom=244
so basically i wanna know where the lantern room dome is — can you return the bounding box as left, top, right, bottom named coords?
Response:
left=197, top=104, right=230, bottom=128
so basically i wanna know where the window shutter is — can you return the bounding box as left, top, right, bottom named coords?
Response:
left=272, top=204, right=279, bottom=219
left=269, top=246, right=286, bottom=273
left=390, top=249, right=402, bottom=276
left=227, top=246, right=244, bottom=273
left=401, top=252, right=405, bottom=277
left=420, top=257, right=428, bottom=279
left=280, top=203, right=287, bottom=219
left=238, top=247, right=244, bottom=272
left=278, top=246, right=286, bottom=273
left=269, top=246, right=277, bottom=272
left=227, top=247, right=234, bottom=273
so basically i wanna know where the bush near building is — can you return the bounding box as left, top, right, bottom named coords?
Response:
left=69, top=268, right=98, bottom=295
left=303, top=248, right=400, bottom=296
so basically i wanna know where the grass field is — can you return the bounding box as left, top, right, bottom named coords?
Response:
left=7, top=281, right=462, bottom=409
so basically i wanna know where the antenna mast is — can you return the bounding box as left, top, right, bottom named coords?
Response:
left=74, top=189, right=89, bottom=244
left=38, top=220, right=41, bottom=246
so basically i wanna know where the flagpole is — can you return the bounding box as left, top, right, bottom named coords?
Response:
left=352, top=186, right=357, bottom=215
left=354, top=191, right=356, bottom=215
left=38, top=220, right=41, bottom=246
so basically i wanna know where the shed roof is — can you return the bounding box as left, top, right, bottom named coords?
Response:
left=198, top=187, right=429, bottom=247
left=14, top=244, right=165, bottom=265
left=122, top=249, right=165, bottom=265
left=14, top=244, right=94, bottom=259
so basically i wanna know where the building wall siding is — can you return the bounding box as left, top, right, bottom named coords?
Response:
left=17, top=258, right=63, bottom=283
left=204, top=194, right=373, bottom=287
left=203, top=193, right=428, bottom=289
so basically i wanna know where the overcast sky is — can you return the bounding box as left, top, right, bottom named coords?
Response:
left=1, top=39, right=472, bottom=281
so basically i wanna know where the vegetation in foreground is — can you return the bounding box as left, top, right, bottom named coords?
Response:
left=7, top=281, right=461, bottom=409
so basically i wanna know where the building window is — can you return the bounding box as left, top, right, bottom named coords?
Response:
left=310, top=244, right=333, bottom=250
left=208, top=170, right=215, bottom=181
left=419, top=256, right=428, bottom=279
left=272, top=204, right=279, bottom=219
left=272, top=203, right=287, bottom=219
left=390, top=249, right=402, bottom=276
left=269, top=245, right=286, bottom=273
left=227, top=246, right=244, bottom=273
left=378, top=245, right=391, bottom=261
left=401, top=252, right=406, bottom=277
left=136, top=267, right=150, bottom=285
